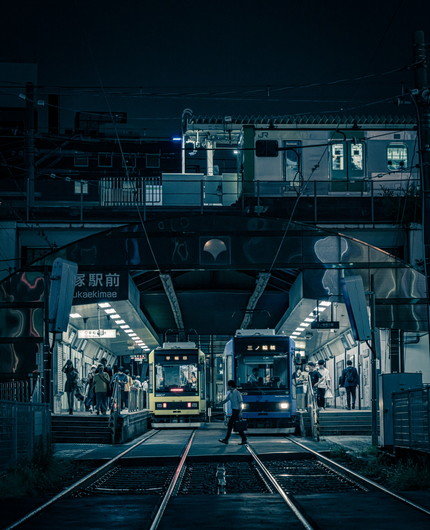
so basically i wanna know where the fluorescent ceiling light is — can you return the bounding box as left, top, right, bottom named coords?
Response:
left=291, top=332, right=300, bottom=336
left=304, top=317, right=314, bottom=322
left=69, top=313, right=81, bottom=318
left=114, top=319, right=125, bottom=324
left=98, top=303, right=111, bottom=308
left=301, top=322, right=310, bottom=328
left=129, top=333, right=138, bottom=337
left=319, top=300, right=332, bottom=307
left=296, top=327, right=305, bottom=331
left=120, top=324, right=130, bottom=329
left=104, top=308, right=116, bottom=314
left=109, top=313, right=120, bottom=319
left=125, top=329, right=134, bottom=334
left=318, top=305, right=328, bottom=312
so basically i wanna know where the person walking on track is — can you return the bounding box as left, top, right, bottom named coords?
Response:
left=218, top=380, right=247, bottom=445
left=340, top=360, right=360, bottom=409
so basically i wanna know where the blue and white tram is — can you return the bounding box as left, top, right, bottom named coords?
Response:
left=223, top=330, right=296, bottom=433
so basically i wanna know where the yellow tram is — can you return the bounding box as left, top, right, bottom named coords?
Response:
left=148, top=342, right=207, bottom=426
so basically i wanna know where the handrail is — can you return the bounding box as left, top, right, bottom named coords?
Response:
left=306, top=374, right=319, bottom=442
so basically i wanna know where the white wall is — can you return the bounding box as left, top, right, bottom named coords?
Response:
left=404, top=333, right=430, bottom=384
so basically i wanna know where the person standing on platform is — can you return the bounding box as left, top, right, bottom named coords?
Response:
left=112, top=366, right=128, bottom=410
left=315, top=360, right=331, bottom=411
left=84, top=365, right=96, bottom=412
left=93, top=364, right=110, bottom=415
left=218, top=380, right=247, bottom=445
left=307, top=362, right=321, bottom=404
left=62, top=360, right=84, bottom=415
left=340, top=360, right=360, bottom=410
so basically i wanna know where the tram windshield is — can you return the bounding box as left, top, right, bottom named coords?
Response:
left=155, top=362, right=198, bottom=396
left=236, top=354, right=288, bottom=392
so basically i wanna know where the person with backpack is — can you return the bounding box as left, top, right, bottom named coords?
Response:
left=340, top=360, right=360, bottom=410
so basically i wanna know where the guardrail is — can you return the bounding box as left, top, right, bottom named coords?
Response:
left=0, top=176, right=421, bottom=223
left=0, top=400, right=51, bottom=470
left=392, top=386, right=430, bottom=453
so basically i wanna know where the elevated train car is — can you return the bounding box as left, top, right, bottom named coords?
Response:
left=223, top=330, right=296, bottom=433
left=148, top=342, right=207, bottom=427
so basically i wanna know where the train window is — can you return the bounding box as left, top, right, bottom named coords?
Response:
left=331, top=144, right=344, bottom=170
left=155, top=362, right=198, bottom=395
left=236, top=356, right=288, bottom=390
left=387, top=144, right=407, bottom=171
left=74, top=180, right=88, bottom=194
left=350, top=143, right=363, bottom=170
left=283, top=141, right=301, bottom=184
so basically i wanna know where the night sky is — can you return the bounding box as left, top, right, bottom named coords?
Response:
left=1, top=0, right=429, bottom=135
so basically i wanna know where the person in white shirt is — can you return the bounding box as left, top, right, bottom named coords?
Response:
left=315, top=360, right=331, bottom=410
left=218, top=380, right=247, bottom=445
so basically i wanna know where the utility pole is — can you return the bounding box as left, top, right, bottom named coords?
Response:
left=413, top=31, right=430, bottom=333
left=25, top=82, right=35, bottom=220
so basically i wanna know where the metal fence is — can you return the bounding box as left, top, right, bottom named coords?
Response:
left=0, top=400, right=51, bottom=470
left=0, top=378, right=38, bottom=402
left=392, top=386, right=430, bottom=453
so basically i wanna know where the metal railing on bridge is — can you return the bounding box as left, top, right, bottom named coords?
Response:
left=392, top=386, right=430, bottom=453
left=1, top=175, right=421, bottom=223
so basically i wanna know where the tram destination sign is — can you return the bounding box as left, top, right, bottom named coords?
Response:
left=311, top=321, right=340, bottom=330
left=234, top=337, right=290, bottom=354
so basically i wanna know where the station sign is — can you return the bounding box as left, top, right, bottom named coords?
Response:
left=77, top=329, right=117, bottom=339
left=73, top=272, right=128, bottom=304
left=130, top=354, right=147, bottom=362
left=310, top=321, right=340, bottom=330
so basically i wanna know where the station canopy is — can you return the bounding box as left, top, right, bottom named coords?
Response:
left=0, top=214, right=427, bottom=372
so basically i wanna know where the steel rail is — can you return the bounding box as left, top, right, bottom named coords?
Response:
left=287, top=437, right=430, bottom=517
left=6, top=429, right=160, bottom=529
left=246, top=444, right=316, bottom=530
left=149, top=429, right=196, bottom=530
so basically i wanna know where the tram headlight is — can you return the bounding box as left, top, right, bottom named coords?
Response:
left=279, top=402, right=289, bottom=409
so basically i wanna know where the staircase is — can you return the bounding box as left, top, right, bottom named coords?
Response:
left=318, top=410, right=375, bottom=436
left=51, top=414, right=113, bottom=444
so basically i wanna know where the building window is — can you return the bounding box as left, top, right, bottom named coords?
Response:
left=121, top=154, right=136, bottom=168
left=146, top=153, right=161, bottom=169
left=350, top=143, right=363, bottom=170
left=331, top=144, right=344, bottom=170
left=74, top=154, right=89, bottom=167
left=387, top=143, right=407, bottom=171
left=98, top=153, right=113, bottom=167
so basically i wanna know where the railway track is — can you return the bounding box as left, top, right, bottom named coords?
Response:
left=5, top=431, right=430, bottom=530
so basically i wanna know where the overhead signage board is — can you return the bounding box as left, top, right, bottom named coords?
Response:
left=130, top=354, right=147, bottom=362
left=234, top=337, right=290, bottom=354
left=73, top=272, right=128, bottom=304
left=77, top=329, right=117, bottom=339
left=311, top=321, right=340, bottom=330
